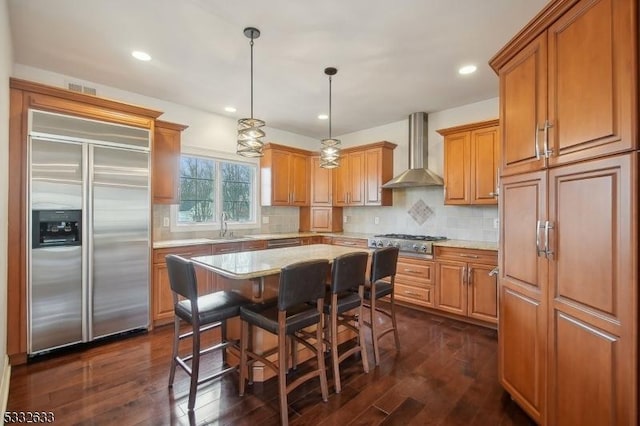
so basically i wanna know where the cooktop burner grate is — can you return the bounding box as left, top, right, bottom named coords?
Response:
left=373, top=234, right=447, bottom=241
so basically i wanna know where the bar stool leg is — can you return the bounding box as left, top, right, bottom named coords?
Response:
left=239, top=320, right=248, bottom=397
left=390, top=292, right=400, bottom=351
left=370, top=290, right=381, bottom=366
left=278, top=327, right=289, bottom=426
left=168, top=316, right=180, bottom=386
left=330, top=302, right=341, bottom=393
left=358, top=288, right=370, bottom=374
left=188, top=322, right=201, bottom=411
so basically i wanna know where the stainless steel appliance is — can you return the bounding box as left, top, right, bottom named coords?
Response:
left=28, top=110, right=151, bottom=355
left=367, top=234, right=447, bottom=257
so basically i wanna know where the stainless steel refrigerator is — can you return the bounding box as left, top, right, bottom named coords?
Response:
left=28, top=110, right=150, bottom=355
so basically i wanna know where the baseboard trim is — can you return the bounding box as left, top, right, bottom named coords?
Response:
left=0, top=355, right=10, bottom=419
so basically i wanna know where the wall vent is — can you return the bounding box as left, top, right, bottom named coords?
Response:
left=67, top=82, right=97, bottom=96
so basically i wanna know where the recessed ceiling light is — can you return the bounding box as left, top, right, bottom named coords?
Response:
left=318, top=114, right=329, bottom=120
left=458, top=64, right=477, bottom=75
left=131, top=50, right=151, bottom=61
left=224, top=106, right=237, bottom=113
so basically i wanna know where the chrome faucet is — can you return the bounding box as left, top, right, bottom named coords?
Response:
left=220, top=212, right=229, bottom=237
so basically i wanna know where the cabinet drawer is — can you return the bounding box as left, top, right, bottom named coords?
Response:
left=435, top=246, right=497, bottom=265
left=396, top=257, right=434, bottom=286
left=213, top=242, right=241, bottom=254
left=394, top=283, right=433, bottom=307
left=331, top=237, right=368, bottom=248
left=153, top=244, right=212, bottom=264
left=241, top=240, right=267, bottom=251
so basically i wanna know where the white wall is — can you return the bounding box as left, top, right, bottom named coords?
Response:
left=338, top=98, right=500, bottom=242
left=1, top=0, right=13, bottom=409
left=13, top=64, right=318, bottom=157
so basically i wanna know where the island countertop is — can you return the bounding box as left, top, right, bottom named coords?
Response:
left=191, top=243, right=371, bottom=280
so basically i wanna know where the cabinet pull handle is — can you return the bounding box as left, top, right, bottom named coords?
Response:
left=458, top=254, right=479, bottom=259
left=218, top=248, right=236, bottom=253
left=461, top=267, right=466, bottom=284
left=536, top=220, right=545, bottom=256
left=535, top=123, right=542, bottom=160
left=403, top=291, right=421, bottom=297
left=404, top=268, right=419, bottom=273
left=467, top=267, right=473, bottom=285
left=341, top=241, right=357, bottom=246
left=542, top=120, right=554, bottom=158
left=544, top=220, right=554, bottom=258
left=488, top=267, right=499, bottom=277
left=490, top=168, right=500, bottom=197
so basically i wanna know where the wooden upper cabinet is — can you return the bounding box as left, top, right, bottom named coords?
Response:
left=310, top=156, right=333, bottom=205
left=439, top=120, right=499, bottom=205
left=491, top=0, right=636, bottom=176
left=152, top=120, right=188, bottom=204
left=260, top=143, right=311, bottom=206
left=333, top=141, right=396, bottom=207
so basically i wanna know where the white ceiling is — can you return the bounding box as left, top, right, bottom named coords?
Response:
left=7, top=0, right=548, bottom=139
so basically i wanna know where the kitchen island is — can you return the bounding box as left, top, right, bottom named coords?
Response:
left=190, top=244, right=372, bottom=381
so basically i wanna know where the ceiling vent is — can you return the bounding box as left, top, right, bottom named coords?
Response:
left=67, top=82, right=97, bottom=96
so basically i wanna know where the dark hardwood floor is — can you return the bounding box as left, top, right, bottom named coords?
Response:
left=7, top=305, right=535, bottom=425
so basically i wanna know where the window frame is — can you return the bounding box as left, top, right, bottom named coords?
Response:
left=170, top=148, right=259, bottom=232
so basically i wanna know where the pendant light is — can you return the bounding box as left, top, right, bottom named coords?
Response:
left=237, top=27, right=265, bottom=158
left=320, top=67, right=340, bottom=169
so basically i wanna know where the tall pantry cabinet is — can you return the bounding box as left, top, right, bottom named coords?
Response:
left=490, top=0, right=638, bottom=424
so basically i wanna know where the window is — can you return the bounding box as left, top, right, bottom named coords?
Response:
left=176, top=154, right=256, bottom=227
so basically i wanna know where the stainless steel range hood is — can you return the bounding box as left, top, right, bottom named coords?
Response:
left=382, top=112, right=444, bottom=188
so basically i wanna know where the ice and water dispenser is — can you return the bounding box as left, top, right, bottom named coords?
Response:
left=32, top=210, right=82, bottom=248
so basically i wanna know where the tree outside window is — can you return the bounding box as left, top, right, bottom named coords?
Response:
left=178, top=155, right=255, bottom=225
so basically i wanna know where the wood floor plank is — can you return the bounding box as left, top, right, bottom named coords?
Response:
left=7, top=306, right=535, bottom=425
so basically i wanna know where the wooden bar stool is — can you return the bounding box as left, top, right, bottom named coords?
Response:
left=324, top=251, right=370, bottom=393
left=363, top=247, right=400, bottom=365
left=166, top=254, right=250, bottom=411
left=238, top=259, right=330, bottom=426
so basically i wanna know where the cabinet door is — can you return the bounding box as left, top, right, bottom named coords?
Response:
left=499, top=170, right=547, bottom=423
left=546, top=154, right=635, bottom=426
left=152, top=124, right=181, bottom=204
left=363, top=148, right=384, bottom=205
left=310, top=156, right=332, bottom=205
left=499, top=32, right=547, bottom=176
left=470, top=126, right=499, bottom=205
left=290, top=153, right=309, bottom=206
left=333, top=154, right=350, bottom=206
left=270, top=150, right=292, bottom=205
left=153, top=263, right=174, bottom=324
left=467, top=263, right=497, bottom=324
left=547, top=0, right=636, bottom=167
left=443, top=131, right=470, bottom=204
left=347, top=151, right=365, bottom=205
left=435, top=260, right=467, bottom=316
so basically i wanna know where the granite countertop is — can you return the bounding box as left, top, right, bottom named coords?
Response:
left=190, top=243, right=371, bottom=280
left=153, top=233, right=498, bottom=251
left=433, top=239, right=498, bottom=251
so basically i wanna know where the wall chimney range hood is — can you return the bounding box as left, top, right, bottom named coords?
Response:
left=382, top=112, right=444, bottom=188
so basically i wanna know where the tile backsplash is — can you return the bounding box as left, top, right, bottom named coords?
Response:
left=153, top=205, right=300, bottom=241
left=153, top=188, right=498, bottom=242
left=342, top=186, right=499, bottom=242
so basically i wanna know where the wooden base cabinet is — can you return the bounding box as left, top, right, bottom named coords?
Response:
left=393, top=256, right=435, bottom=308
left=152, top=244, right=212, bottom=325
left=434, top=247, right=498, bottom=325
left=500, top=154, right=637, bottom=425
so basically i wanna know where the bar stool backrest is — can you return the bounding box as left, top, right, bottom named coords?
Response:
left=278, top=259, right=330, bottom=311
left=370, top=247, right=400, bottom=282
left=166, top=254, right=199, bottom=306
left=331, top=252, right=369, bottom=294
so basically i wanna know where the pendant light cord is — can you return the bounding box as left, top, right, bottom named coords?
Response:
left=250, top=37, right=254, bottom=119
left=328, top=75, right=332, bottom=139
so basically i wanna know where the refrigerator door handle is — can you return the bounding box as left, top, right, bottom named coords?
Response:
left=85, top=144, right=93, bottom=342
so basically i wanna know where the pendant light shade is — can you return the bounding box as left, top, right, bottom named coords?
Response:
left=320, top=67, right=341, bottom=169
left=237, top=27, right=265, bottom=158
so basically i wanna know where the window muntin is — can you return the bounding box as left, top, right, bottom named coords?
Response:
left=177, top=154, right=256, bottom=226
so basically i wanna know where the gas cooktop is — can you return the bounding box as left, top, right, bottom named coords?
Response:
left=368, top=234, right=448, bottom=255
left=373, top=234, right=448, bottom=241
